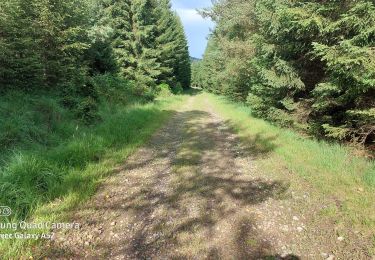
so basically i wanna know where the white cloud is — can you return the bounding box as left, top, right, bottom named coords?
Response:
left=171, top=4, right=215, bottom=57
left=175, top=8, right=210, bottom=24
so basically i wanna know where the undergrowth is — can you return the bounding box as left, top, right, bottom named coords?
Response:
left=0, top=76, right=186, bottom=258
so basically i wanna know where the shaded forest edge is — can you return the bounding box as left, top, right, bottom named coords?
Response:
left=192, top=0, right=374, bottom=154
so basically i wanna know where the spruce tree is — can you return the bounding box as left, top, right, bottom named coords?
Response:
left=86, top=0, right=118, bottom=74
left=196, top=0, right=375, bottom=145
left=0, top=0, right=93, bottom=90
left=155, top=0, right=179, bottom=86
left=99, top=0, right=162, bottom=93
left=36, top=0, right=91, bottom=87
left=1, top=0, right=192, bottom=93
left=0, top=0, right=43, bottom=90
left=154, top=1, right=191, bottom=89
left=173, top=16, right=191, bottom=89
left=131, top=0, right=161, bottom=91
left=101, top=0, right=133, bottom=77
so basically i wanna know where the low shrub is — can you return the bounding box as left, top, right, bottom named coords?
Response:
left=172, top=82, right=184, bottom=94
left=157, top=83, right=173, bottom=98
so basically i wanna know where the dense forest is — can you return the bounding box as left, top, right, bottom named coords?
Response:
left=0, top=0, right=190, bottom=220
left=1, top=0, right=375, bottom=258
left=193, top=0, right=375, bottom=148
left=0, top=0, right=190, bottom=96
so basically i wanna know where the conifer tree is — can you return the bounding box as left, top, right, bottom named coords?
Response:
left=86, top=0, right=118, bottom=74
left=154, top=0, right=191, bottom=89
left=101, top=0, right=134, bottom=77
left=36, top=0, right=91, bottom=87
left=97, top=0, right=191, bottom=92
left=99, top=0, right=161, bottom=92
left=196, top=0, right=375, bottom=145
left=155, top=0, right=179, bottom=86
left=1, top=0, right=191, bottom=95
left=130, top=0, right=161, bottom=90
left=0, top=0, right=92, bottom=90
left=0, top=0, right=43, bottom=90
left=173, top=16, right=191, bottom=89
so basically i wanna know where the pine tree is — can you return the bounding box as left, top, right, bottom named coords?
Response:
left=0, top=0, right=92, bottom=90
left=154, top=0, right=191, bottom=89
left=173, top=16, right=191, bottom=89
left=155, top=0, right=179, bottom=86
left=99, top=0, right=162, bottom=93
left=36, top=0, right=91, bottom=87
left=0, top=0, right=44, bottom=90
left=196, top=0, right=375, bottom=145
left=131, top=0, right=161, bottom=91
left=86, top=0, right=118, bottom=74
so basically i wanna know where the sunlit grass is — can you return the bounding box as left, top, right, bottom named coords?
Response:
left=0, top=93, right=186, bottom=258
left=2, top=91, right=374, bottom=257
left=201, top=92, right=375, bottom=233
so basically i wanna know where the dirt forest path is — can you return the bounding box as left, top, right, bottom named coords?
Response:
left=44, top=94, right=364, bottom=259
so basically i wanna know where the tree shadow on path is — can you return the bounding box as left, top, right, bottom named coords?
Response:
left=47, top=108, right=297, bottom=259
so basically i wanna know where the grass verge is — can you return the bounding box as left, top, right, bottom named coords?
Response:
left=0, top=93, right=187, bottom=258
left=199, top=93, right=375, bottom=252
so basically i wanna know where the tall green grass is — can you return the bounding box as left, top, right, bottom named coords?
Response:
left=202, top=93, right=375, bottom=232
left=0, top=91, right=74, bottom=155
left=0, top=83, right=186, bottom=257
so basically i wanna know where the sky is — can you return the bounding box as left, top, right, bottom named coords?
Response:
left=171, top=0, right=215, bottom=58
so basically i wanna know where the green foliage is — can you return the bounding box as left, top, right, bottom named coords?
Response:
left=0, top=88, right=185, bottom=224
left=157, top=83, right=173, bottom=98
left=0, top=0, right=191, bottom=94
left=322, top=124, right=351, bottom=141
left=61, top=72, right=100, bottom=125
left=0, top=0, right=44, bottom=90
left=191, top=61, right=203, bottom=88
left=0, top=0, right=92, bottom=90
left=172, top=82, right=184, bottom=95
left=0, top=0, right=191, bottom=255
left=87, top=21, right=118, bottom=74
left=173, top=16, right=191, bottom=89
left=97, top=0, right=191, bottom=92
left=155, top=0, right=180, bottom=86
left=195, top=0, right=375, bottom=147
left=93, top=74, right=140, bottom=105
